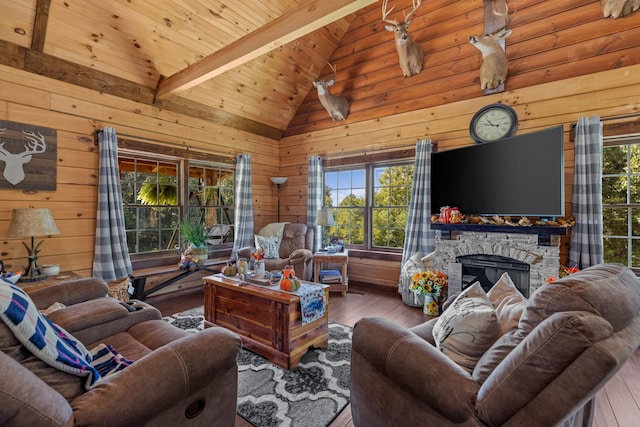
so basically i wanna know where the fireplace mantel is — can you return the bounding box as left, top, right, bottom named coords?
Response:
left=431, top=223, right=569, bottom=246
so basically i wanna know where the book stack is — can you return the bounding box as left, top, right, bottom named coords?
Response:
left=319, top=269, right=342, bottom=284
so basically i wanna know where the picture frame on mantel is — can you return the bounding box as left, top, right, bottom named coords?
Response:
left=0, top=120, right=57, bottom=191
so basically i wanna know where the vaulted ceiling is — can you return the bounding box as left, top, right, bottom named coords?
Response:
left=1, top=0, right=376, bottom=140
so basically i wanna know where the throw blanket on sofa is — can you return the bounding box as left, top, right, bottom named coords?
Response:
left=0, top=278, right=132, bottom=389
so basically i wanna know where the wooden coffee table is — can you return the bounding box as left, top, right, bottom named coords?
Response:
left=202, top=274, right=329, bottom=369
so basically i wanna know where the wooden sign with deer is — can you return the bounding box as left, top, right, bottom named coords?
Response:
left=381, top=0, right=424, bottom=77
left=469, top=0, right=513, bottom=94
left=311, top=63, right=350, bottom=121
left=0, top=121, right=57, bottom=190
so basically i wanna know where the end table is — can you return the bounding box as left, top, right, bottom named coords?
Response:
left=313, top=250, right=348, bottom=296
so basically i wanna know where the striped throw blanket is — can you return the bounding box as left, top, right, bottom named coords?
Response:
left=0, top=277, right=132, bottom=389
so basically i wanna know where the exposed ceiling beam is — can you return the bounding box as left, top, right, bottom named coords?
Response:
left=0, top=40, right=283, bottom=140
left=155, top=0, right=377, bottom=99
left=31, top=0, right=52, bottom=52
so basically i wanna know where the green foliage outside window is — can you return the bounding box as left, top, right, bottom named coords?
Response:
left=602, top=141, right=640, bottom=267
left=325, top=163, right=414, bottom=250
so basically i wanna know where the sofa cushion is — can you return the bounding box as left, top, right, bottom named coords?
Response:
left=279, top=223, right=308, bottom=258
left=255, top=234, right=281, bottom=259
left=487, top=272, right=527, bottom=336
left=432, top=282, right=501, bottom=372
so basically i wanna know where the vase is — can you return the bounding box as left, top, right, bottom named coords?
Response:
left=423, top=293, right=439, bottom=316
left=254, top=260, right=265, bottom=279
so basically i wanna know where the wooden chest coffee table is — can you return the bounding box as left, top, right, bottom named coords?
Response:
left=202, top=275, right=329, bottom=369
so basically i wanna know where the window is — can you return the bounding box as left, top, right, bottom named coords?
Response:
left=119, top=152, right=234, bottom=255
left=602, top=136, right=640, bottom=268
left=324, top=162, right=414, bottom=250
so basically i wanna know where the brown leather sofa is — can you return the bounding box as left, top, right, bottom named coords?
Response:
left=350, top=263, right=640, bottom=427
left=0, top=277, right=241, bottom=427
left=237, top=223, right=314, bottom=281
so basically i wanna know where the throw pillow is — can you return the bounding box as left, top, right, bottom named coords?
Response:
left=255, top=234, right=281, bottom=259
left=487, top=272, right=528, bottom=336
left=401, top=252, right=425, bottom=276
left=432, top=282, right=501, bottom=372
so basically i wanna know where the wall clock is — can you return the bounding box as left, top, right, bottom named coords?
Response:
left=469, top=103, right=518, bottom=143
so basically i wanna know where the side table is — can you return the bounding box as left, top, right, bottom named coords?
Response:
left=20, top=271, right=82, bottom=294
left=313, top=251, right=348, bottom=296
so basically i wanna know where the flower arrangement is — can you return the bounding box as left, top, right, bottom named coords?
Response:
left=410, top=270, right=448, bottom=297
left=546, top=266, right=580, bottom=283
left=251, top=247, right=265, bottom=261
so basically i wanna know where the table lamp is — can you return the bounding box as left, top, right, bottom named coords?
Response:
left=6, top=207, right=60, bottom=282
left=314, top=208, right=336, bottom=251
left=270, top=177, right=288, bottom=222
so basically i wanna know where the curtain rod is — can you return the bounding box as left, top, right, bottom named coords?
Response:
left=601, top=113, right=640, bottom=122
left=94, top=129, right=235, bottom=161
left=320, top=140, right=435, bottom=160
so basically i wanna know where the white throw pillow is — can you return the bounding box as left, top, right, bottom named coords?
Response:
left=401, top=252, right=425, bottom=277
left=432, top=282, right=501, bottom=372
left=255, top=235, right=280, bottom=259
left=487, top=272, right=528, bottom=336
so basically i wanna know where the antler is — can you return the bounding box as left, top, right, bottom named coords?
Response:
left=327, top=63, right=337, bottom=79
left=22, top=130, right=47, bottom=155
left=381, top=0, right=399, bottom=25
left=404, top=0, right=422, bottom=22
left=492, top=1, right=516, bottom=32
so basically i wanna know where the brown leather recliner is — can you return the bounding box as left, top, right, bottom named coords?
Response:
left=0, top=277, right=241, bottom=427
left=237, top=223, right=314, bottom=281
left=350, top=263, right=640, bottom=427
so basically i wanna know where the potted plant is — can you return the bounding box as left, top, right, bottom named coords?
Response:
left=179, top=217, right=209, bottom=266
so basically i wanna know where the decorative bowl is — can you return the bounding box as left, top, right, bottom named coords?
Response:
left=43, top=264, right=61, bottom=276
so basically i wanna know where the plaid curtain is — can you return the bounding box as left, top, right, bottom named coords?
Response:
left=307, top=155, right=324, bottom=252
left=570, top=116, right=604, bottom=268
left=92, top=127, right=132, bottom=281
left=401, top=139, right=435, bottom=266
left=231, top=154, right=254, bottom=260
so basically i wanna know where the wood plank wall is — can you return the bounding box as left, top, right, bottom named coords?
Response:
left=2, top=0, right=640, bottom=291
left=280, top=0, right=640, bottom=290
left=0, top=65, right=281, bottom=277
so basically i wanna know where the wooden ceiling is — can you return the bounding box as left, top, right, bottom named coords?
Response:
left=1, top=0, right=377, bottom=139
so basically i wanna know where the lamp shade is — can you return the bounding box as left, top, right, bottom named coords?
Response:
left=314, top=208, right=336, bottom=227
left=270, top=177, right=288, bottom=185
left=7, top=208, right=60, bottom=238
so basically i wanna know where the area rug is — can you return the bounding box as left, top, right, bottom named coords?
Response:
left=163, top=306, right=352, bottom=427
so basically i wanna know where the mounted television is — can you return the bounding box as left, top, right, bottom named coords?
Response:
left=431, top=125, right=564, bottom=217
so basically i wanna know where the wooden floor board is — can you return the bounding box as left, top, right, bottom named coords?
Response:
left=147, top=283, right=639, bottom=427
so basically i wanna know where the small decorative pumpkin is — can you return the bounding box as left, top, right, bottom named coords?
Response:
left=280, top=277, right=301, bottom=292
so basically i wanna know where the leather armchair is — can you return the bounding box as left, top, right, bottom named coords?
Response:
left=1, top=277, right=241, bottom=427
left=237, top=223, right=314, bottom=281
left=350, top=263, right=640, bottom=427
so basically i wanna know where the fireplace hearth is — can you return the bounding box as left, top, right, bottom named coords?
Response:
left=458, top=254, right=530, bottom=297
left=427, top=227, right=565, bottom=297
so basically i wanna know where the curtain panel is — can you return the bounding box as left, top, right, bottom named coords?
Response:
left=92, top=127, right=133, bottom=281
left=569, top=116, right=604, bottom=269
left=231, top=154, right=254, bottom=260
left=307, top=155, right=324, bottom=252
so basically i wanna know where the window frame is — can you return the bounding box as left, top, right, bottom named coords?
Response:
left=602, top=135, right=640, bottom=269
left=323, top=151, right=415, bottom=253
left=118, top=144, right=235, bottom=257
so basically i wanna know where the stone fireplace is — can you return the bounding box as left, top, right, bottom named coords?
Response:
left=428, top=224, right=566, bottom=297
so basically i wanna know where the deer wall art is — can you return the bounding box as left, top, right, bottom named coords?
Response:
left=381, top=0, right=424, bottom=77
left=0, top=129, right=48, bottom=185
left=601, top=0, right=640, bottom=18
left=311, top=63, right=350, bottom=121
left=468, top=2, right=513, bottom=91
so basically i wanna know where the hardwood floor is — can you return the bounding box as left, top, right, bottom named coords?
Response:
left=148, top=285, right=640, bottom=427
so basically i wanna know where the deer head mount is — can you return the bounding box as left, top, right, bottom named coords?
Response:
left=468, top=2, right=514, bottom=91
left=381, top=0, right=424, bottom=77
left=601, top=0, right=640, bottom=18
left=311, top=63, right=349, bottom=121
left=0, top=129, right=47, bottom=185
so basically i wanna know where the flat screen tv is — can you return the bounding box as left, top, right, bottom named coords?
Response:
left=431, top=125, right=564, bottom=217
